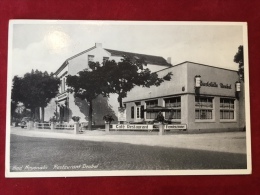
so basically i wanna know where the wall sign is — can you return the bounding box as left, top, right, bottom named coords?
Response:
left=164, top=124, right=187, bottom=130
left=112, top=124, right=153, bottom=130
left=200, top=81, right=232, bottom=89
left=118, top=107, right=126, bottom=121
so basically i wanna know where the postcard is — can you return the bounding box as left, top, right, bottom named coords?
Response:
left=6, top=20, right=251, bottom=177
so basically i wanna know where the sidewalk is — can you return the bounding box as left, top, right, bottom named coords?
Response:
left=10, top=127, right=247, bottom=154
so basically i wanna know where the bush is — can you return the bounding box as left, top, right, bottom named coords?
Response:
left=49, top=116, right=58, bottom=123
left=72, top=116, right=80, bottom=122
left=103, top=114, right=114, bottom=123
left=155, top=112, right=164, bottom=123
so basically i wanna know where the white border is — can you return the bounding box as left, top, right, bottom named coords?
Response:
left=5, top=20, right=252, bottom=178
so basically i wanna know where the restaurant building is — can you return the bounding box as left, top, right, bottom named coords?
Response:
left=123, top=61, right=245, bottom=132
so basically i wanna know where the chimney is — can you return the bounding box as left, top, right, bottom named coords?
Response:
left=95, top=43, right=102, bottom=48
left=167, top=57, right=171, bottom=64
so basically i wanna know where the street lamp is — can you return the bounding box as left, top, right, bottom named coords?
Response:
left=235, top=81, right=241, bottom=99
left=194, top=75, right=201, bottom=88
left=194, top=75, right=201, bottom=95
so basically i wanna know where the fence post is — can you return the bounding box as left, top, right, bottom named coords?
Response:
left=28, top=121, right=34, bottom=130
left=158, top=123, right=164, bottom=136
left=105, top=123, right=110, bottom=132
left=74, top=122, right=79, bottom=134
left=35, top=122, right=38, bottom=129
left=50, top=122, right=54, bottom=130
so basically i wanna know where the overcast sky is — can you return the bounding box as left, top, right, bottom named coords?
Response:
left=10, top=21, right=245, bottom=77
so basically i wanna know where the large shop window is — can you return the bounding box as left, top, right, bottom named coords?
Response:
left=220, top=98, right=235, bottom=120
left=165, top=97, right=181, bottom=119
left=195, top=97, right=214, bottom=120
left=146, top=100, right=158, bottom=119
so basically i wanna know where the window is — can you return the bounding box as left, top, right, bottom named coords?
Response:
left=60, top=79, right=62, bottom=93
left=131, top=106, right=134, bottom=119
left=141, top=105, right=144, bottom=119
left=137, top=107, right=140, bottom=119
left=60, top=77, right=66, bottom=93
left=165, top=97, right=181, bottom=119
left=220, top=98, right=235, bottom=120
left=88, top=55, right=94, bottom=65
left=146, top=100, right=158, bottom=119
left=195, top=97, right=214, bottom=120
left=63, top=77, right=66, bottom=92
left=103, top=57, right=109, bottom=64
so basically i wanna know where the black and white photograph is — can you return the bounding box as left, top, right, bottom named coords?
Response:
left=6, top=20, right=251, bottom=177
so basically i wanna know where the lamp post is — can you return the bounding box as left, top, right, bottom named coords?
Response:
left=235, top=81, right=241, bottom=99
left=194, top=75, right=201, bottom=95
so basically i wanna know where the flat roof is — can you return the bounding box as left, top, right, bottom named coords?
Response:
left=156, top=61, right=238, bottom=73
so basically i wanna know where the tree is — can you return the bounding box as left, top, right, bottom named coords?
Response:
left=66, top=62, right=110, bottom=130
left=11, top=70, right=60, bottom=122
left=66, top=57, right=172, bottom=128
left=234, top=45, right=244, bottom=81
left=103, top=57, right=173, bottom=107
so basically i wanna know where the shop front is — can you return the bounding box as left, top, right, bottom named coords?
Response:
left=123, top=61, right=244, bottom=132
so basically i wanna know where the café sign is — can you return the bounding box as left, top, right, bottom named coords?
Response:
left=112, top=124, right=153, bottom=130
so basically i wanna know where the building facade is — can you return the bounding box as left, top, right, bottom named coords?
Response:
left=123, top=61, right=245, bottom=132
left=44, top=43, right=171, bottom=125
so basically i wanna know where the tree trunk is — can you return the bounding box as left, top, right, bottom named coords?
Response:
left=118, top=96, right=124, bottom=124
left=35, top=107, right=40, bottom=122
left=31, top=107, right=35, bottom=119
left=118, top=96, right=123, bottom=108
left=88, top=100, right=93, bottom=130
left=41, top=106, right=45, bottom=122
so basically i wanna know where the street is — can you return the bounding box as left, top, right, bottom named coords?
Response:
left=10, top=133, right=247, bottom=171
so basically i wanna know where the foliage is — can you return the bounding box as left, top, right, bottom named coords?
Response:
left=103, top=114, right=114, bottom=123
left=234, top=45, right=244, bottom=81
left=49, top=116, right=58, bottom=123
left=66, top=62, right=110, bottom=130
left=11, top=70, right=60, bottom=121
left=72, top=116, right=81, bottom=122
left=155, top=112, right=165, bottom=123
left=102, top=56, right=173, bottom=107
left=67, top=56, right=172, bottom=128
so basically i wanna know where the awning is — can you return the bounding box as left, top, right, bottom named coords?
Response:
left=144, top=106, right=175, bottom=112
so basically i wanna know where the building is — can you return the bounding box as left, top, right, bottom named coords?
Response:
left=44, top=43, right=171, bottom=125
left=123, top=61, right=245, bottom=132
left=45, top=43, right=245, bottom=132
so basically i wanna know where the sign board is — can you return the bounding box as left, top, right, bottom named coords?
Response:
left=164, top=124, right=187, bottom=130
left=112, top=124, right=153, bottom=130
left=118, top=107, right=126, bottom=121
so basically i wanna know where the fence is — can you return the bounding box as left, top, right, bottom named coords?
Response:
left=30, top=122, right=187, bottom=136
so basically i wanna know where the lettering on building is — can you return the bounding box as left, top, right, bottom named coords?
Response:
left=200, top=81, right=232, bottom=89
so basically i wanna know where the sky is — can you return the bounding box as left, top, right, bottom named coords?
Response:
left=10, top=21, right=245, bottom=77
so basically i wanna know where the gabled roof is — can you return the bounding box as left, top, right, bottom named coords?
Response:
left=104, top=49, right=171, bottom=66
left=54, top=46, right=95, bottom=75
left=55, top=45, right=171, bottom=75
